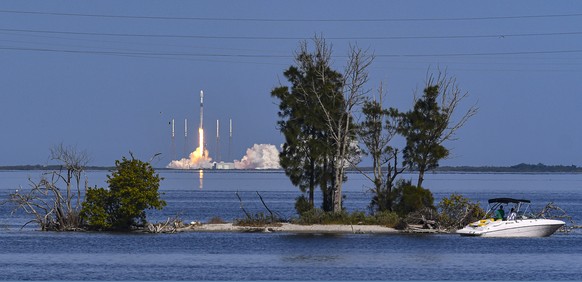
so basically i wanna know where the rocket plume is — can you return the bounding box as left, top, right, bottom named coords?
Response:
left=234, top=144, right=281, bottom=169
left=198, top=127, right=204, bottom=157
left=167, top=147, right=212, bottom=169
left=167, top=89, right=212, bottom=169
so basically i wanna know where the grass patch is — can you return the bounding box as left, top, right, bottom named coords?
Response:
left=234, top=212, right=282, bottom=227
left=207, top=216, right=226, bottom=224
left=292, top=209, right=401, bottom=228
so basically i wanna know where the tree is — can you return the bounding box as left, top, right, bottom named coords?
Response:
left=324, top=42, right=373, bottom=213
left=81, top=154, right=166, bottom=230
left=273, top=36, right=373, bottom=213
left=3, top=144, right=89, bottom=231
left=398, top=71, right=478, bottom=188
left=358, top=85, right=405, bottom=212
left=271, top=38, right=343, bottom=211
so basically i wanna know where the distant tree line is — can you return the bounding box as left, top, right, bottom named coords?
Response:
left=437, top=163, right=582, bottom=173
left=3, top=163, right=581, bottom=173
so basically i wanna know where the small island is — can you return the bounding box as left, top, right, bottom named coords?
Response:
left=180, top=222, right=400, bottom=234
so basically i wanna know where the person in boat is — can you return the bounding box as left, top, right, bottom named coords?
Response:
left=507, top=207, right=517, bottom=221
left=494, top=205, right=505, bottom=220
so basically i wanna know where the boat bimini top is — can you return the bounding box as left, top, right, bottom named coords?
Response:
left=487, top=198, right=530, bottom=204
left=485, top=198, right=533, bottom=220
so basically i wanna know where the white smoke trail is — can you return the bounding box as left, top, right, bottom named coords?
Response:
left=234, top=144, right=281, bottom=169
left=167, top=147, right=213, bottom=169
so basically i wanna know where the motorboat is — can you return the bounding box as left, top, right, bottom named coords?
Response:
left=457, top=198, right=565, bottom=237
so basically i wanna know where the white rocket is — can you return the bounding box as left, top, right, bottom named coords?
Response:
left=200, top=90, right=204, bottom=128
left=198, top=90, right=205, bottom=157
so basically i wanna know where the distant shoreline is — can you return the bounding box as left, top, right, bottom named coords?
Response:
left=2, top=163, right=582, bottom=173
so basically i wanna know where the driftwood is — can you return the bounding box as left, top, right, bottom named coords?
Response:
left=403, top=208, right=441, bottom=232
left=256, top=191, right=281, bottom=222
left=233, top=191, right=282, bottom=226
left=537, top=202, right=579, bottom=233
left=235, top=191, right=252, bottom=220
left=147, top=216, right=185, bottom=233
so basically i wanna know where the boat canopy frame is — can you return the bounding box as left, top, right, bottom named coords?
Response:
left=484, top=198, right=533, bottom=219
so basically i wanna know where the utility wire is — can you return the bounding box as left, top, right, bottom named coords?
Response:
left=1, top=9, right=582, bottom=22
left=3, top=45, right=582, bottom=58
left=3, top=27, right=582, bottom=40
left=0, top=46, right=290, bottom=57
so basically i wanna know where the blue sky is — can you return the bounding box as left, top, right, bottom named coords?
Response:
left=1, top=1, right=582, bottom=167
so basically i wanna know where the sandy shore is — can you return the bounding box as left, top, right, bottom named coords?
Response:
left=179, top=222, right=399, bottom=234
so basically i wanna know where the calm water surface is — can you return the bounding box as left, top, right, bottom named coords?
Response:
left=0, top=170, right=581, bottom=280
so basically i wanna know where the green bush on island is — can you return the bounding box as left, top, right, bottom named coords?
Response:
left=234, top=212, right=281, bottom=227
left=294, top=195, right=312, bottom=216
left=293, top=209, right=400, bottom=227
left=80, top=155, right=166, bottom=231
left=208, top=216, right=226, bottom=224
left=391, top=180, right=435, bottom=216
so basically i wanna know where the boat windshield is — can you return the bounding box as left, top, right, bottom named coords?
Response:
left=484, top=198, right=533, bottom=220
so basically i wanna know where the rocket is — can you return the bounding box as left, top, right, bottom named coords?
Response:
left=171, top=118, right=175, bottom=138
left=200, top=90, right=204, bottom=128
left=198, top=90, right=205, bottom=157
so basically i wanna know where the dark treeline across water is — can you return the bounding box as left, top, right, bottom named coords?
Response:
left=3, top=162, right=582, bottom=173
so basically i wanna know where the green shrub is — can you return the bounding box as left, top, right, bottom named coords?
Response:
left=208, top=216, right=226, bottom=224
left=392, top=180, right=435, bottom=216
left=80, top=187, right=114, bottom=230
left=234, top=212, right=281, bottom=227
left=293, top=209, right=401, bottom=228
left=294, top=195, right=312, bottom=215
left=373, top=211, right=401, bottom=227
left=80, top=155, right=166, bottom=231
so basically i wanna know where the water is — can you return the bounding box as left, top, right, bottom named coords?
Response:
left=1, top=170, right=581, bottom=281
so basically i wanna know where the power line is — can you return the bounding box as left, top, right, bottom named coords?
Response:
left=1, top=9, right=582, bottom=22
left=376, top=49, right=582, bottom=58
left=3, top=27, right=582, bottom=41
left=0, top=46, right=290, bottom=57
left=0, top=28, right=303, bottom=40
left=3, top=45, right=582, bottom=58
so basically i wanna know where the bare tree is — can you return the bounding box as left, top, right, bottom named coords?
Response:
left=274, top=36, right=373, bottom=213
left=429, top=70, right=479, bottom=145
left=358, top=84, right=405, bottom=212
left=50, top=143, right=89, bottom=219
left=308, top=37, right=374, bottom=212
left=3, top=144, right=90, bottom=230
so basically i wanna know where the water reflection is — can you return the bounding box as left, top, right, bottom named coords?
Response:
left=198, top=169, right=204, bottom=189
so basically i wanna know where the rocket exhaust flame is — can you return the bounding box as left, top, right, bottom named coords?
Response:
left=166, top=89, right=282, bottom=170
left=166, top=89, right=212, bottom=169
left=198, top=127, right=204, bottom=157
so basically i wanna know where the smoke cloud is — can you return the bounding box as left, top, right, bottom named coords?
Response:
left=167, top=143, right=280, bottom=170
left=234, top=144, right=281, bottom=169
left=166, top=148, right=213, bottom=169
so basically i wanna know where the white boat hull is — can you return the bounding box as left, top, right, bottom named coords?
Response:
left=457, top=219, right=565, bottom=237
